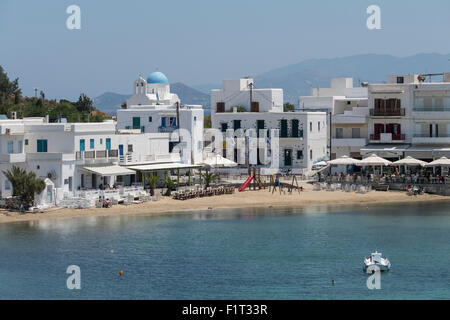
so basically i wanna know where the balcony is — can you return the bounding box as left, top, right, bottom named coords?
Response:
left=0, top=153, right=26, bottom=163
left=412, top=133, right=450, bottom=144
left=332, top=138, right=367, bottom=147
left=370, top=108, right=405, bottom=117
left=370, top=133, right=405, bottom=143
left=158, top=125, right=177, bottom=133
left=76, top=150, right=118, bottom=162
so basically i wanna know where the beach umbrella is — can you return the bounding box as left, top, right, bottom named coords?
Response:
left=392, top=156, right=427, bottom=167
left=201, top=154, right=237, bottom=168
left=327, top=155, right=361, bottom=165
left=425, top=156, right=450, bottom=167
left=357, top=154, right=392, bottom=166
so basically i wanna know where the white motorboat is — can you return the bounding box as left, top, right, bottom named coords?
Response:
left=363, top=251, right=391, bottom=273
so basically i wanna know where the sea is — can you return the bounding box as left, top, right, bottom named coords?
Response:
left=0, top=202, right=449, bottom=299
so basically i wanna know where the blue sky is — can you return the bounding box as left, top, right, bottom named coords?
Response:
left=1, top=0, right=449, bottom=99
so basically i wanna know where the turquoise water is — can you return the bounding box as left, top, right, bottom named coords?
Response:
left=1, top=202, right=450, bottom=299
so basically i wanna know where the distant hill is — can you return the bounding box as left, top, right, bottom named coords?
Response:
left=194, top=53, right=450, bottom=103
left=94, top=82, right=210, bottom=115
left=93, top=92, right=130, bottom=116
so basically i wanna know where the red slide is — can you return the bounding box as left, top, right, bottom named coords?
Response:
left=238, top=176, right=254, bottom=192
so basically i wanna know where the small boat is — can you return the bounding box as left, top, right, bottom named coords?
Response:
left=363, top=251, right=391, bottom=273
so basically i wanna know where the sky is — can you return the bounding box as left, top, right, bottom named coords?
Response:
left=1, top=0, right=450, bottom=100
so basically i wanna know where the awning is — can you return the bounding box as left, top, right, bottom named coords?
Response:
left=126, top=163, right=202, bottom=172
left=82, top=165, right=136, bottom=176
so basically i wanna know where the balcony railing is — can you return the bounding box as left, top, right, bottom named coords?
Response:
left=158, top=125, right=177, bottom=133
left=413, top=133, right=450, bottom=138
left=370, top=108, right=405, bottom=116
left=370, top=133, right=405, bottom=141
left=76, top=149, right=118, bottom=160
left=413, top=106, right=450, bottom=112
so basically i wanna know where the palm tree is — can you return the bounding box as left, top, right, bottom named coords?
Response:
left=164, top=176, right=175, bottom=196
left=3, top=166, right=46, bottom=210
left=202, top=170, right=218, bottom=190
left=147, top=174, right=159, bottom=196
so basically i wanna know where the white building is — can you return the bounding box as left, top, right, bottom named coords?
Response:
left=363, top=72, right=450, bottom=160
left=299, top=78, right=369, bottom=160
left=299, top=73, right=450, bottom=162
left=117, top=71, right=204, bottom=165
left=0, top=117, right=176, bottom=201
left=210, top=78, right=327, bottom=172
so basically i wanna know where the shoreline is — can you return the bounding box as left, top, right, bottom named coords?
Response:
left=2, top=185, right=450, bottom=225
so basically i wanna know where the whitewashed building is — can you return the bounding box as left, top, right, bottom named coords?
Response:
left=299, top=78, right=369, bottom=160
left=210, top=78, right=327, bottom=172
left=117, top=71, right=204, bottom=165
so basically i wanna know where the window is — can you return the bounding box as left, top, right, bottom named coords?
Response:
left=106, top=138, right=111, bottom=150
left=397, top=76, right=404, bottom=84
left=25, top=139, right=29, bottom=145
left=352, top=128, right=360, bottom=138
left=132, top=117, right=141, bottom=129
left=318, top=121, right=320, bottom=131
left=169, top=117, right=177, bottom=127
left=79, top=139, right=85, bottom=152
left=18, top=140, right=23, bottom=153
left=7, top=140, right=13, bottom=153
left=280, top=119, right=288, bottom=138
left=128, top=144, right=133, bottom=152
left=336, top=128, right=343, bottom=139
left=100, top=138, right=103, bottom=144
left=299, top=129, right=303, bottom=138
left=310, top=149, right=313, bottom=160
left=291, top=119, right=299, bottom=137
left=309, top=122, right=312, bottom=132
left=194, top=116, right=197, bottom=121
left=5, top=180, right=10, bottom=190
left=251, top=101, right=259, bottom=112
left=216, top=102, right=225, bottom=113
left=233, top=120, right=241, bottom=130
left=148, top=116, right=152, bottom=122
left=221, top=123, right=228, bottom=132
left=297, top=150, right=303, bottom=160
left=37, top=139, right=48, bottom=153
left=257, top=120, right=265, bottom=138
left=90, top=139, right=94, bottom=149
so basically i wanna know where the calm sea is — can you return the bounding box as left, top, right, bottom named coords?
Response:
left=1, top=202, right=449, bottom=299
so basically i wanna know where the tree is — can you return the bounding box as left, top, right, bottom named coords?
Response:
left=204, top=114, right=211, bottom=128
left=75, top=93, right=94, bottom=112
left=283, top=103, right=295, bottom=112
left=147, top=174, right=159, bottom=196
left=3, top=166, right=46, bottom=210
left=164, top=175, right=175, bottom=196
left=202, top=170, right=218, bottom=189
left=0, top=65, right=22, bottom=105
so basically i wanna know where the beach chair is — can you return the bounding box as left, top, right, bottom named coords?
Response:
left=111, top=195, right=124, bottom=205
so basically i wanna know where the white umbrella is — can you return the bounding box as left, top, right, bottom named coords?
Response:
left=327, top=155, right=361, bottom=165
left=314, top=161, right=328, bottom=166
left=357, top=154, right=392, bottom=166
left=392, top=156, right=427, bottom=167
left=425, top=156, right=450, bottom=167
left=202, top=154, right=237, bottom=168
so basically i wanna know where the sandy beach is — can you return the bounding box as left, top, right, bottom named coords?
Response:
left=1, top=183, right=449, bottom=225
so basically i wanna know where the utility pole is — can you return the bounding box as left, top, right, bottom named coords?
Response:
left=249, top=81, right=253, bottom=110
left=175, top=101, right=181, bottom=143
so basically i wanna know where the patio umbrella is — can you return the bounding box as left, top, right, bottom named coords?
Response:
left=392, top=156, right=427, bottom=167
left=425, top=156, right=450, bottom=167
left=357, top=154, right=392, bottom=166
left=201, top=154, right=237, bottom=168
left=327, top=155, right=361, bottom=165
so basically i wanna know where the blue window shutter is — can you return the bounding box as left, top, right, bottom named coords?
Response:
left=161, top=117, right=166, bottom=127
left=43, top=140, right=47, bottom=152
left=90, top=139, right=94, bottom=149
left=172, top=117, right=177, bottom=127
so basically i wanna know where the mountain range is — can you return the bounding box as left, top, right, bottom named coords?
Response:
left=93, top=82, right=210, bottom=116
left=94, top=53, right=450, bottom=113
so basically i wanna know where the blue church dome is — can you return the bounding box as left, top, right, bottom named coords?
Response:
left=146, top=71, right=168, bottom=84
